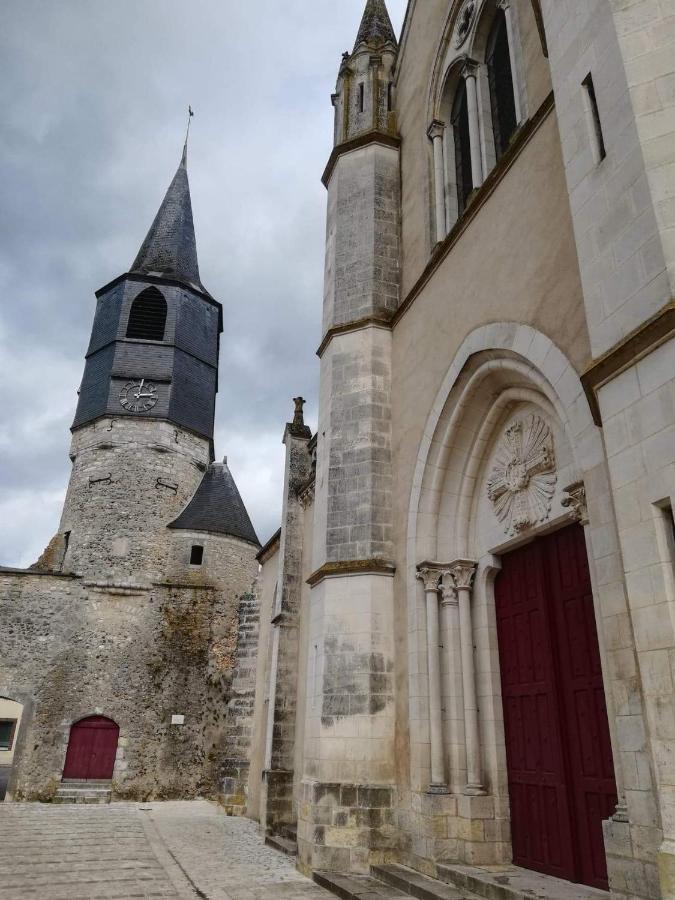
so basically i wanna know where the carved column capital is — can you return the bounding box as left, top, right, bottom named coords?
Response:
left=447, top=559, right=478, bottom=592
left=417, top=563, right=442, bottom=593
left=461, top=58, right=480, bottom=82
left=439, top=570, right=459, bottom=606
left=562, top=480, right=589, bottom=526
left=427, top=119, right=446, bottom=142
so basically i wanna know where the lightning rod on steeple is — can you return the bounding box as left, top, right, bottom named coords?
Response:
left=182, top=106, right=194, bottom=166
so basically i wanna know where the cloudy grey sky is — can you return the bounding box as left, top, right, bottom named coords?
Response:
left=0, top=0, right=408, bottom=565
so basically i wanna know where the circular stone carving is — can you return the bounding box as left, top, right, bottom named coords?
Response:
left=455, top=0, right=477, bottom=48
left=487, top=415, right=557, bottom=535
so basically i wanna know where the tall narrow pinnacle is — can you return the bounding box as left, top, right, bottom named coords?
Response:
left=354, top=0, right=397, bottom=51
left=130, top=144, right=205, bottom=294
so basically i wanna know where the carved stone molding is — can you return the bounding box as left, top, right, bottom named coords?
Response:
left=487, top=414, right=557, bottom=535
left=455, top=0, right=477, bottom=48
left=447, top=559, right=478, bottom=592
left=562, top=480, right=589, bottom=526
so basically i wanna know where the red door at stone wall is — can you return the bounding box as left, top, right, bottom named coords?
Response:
left=62, top=716, right=119, bottom=780
left=495, top=524, right=617, bottom=890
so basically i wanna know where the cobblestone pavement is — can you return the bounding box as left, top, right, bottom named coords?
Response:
left=0, top=801, right=332, bottom=900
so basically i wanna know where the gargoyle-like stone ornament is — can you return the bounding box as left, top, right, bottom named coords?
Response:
left=455, top=0, right=477, bottom=48
left=487, top=415, right=557, bottom=534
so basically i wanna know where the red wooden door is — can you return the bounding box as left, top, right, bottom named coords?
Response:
left=495, top=524, right=617, bottom=889
left=62, top=716, right=119, bottom=780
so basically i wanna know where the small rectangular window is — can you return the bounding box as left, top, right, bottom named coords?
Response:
left=582, top=74, right=606, bottom=163
left=190, top=545, right=204, bottom=566
left=387, top=82, right=393, bottom=112
left=359, top=82, right=365, bottom=113
left=0, top=720, right=17, bottom=751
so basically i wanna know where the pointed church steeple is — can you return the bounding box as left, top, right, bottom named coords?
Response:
left=353, top=0, right=397, bottom=51
left=130, top=142, right=207, bottom=295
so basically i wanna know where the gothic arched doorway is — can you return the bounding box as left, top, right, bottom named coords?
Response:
left=495, top=523, right=617, bottom=889
left=62, top=716, right=119, bottom=781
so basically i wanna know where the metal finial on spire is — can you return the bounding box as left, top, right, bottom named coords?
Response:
left=182, top=106, right=194, bottom=166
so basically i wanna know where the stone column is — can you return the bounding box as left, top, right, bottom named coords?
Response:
left=439, top=571, right=462, bottom=791
left=497, top=1, right=523, bottom=124
left=428, top=120, right=447, bottom=243
left=461, top=61, right=484, bottom=190
left=417, top=564, right=449, bottom=793
left=448, top=559, right=484, bottom=795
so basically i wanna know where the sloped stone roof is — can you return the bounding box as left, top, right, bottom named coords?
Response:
left=169, top=460, right=259, bottom=546
left=130, top=144, right=207, bottom=295
left=354, top=0, right=397, bottom=50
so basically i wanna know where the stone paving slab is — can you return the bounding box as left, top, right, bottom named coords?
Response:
left=0, top=801, right=333, bottom=900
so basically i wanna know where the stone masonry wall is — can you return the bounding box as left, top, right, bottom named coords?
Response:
left=59, top=418, right=210, bottom=582
left=0, top=526, right=258, bottom=801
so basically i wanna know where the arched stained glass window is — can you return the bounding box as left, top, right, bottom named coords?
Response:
left=487, top=10, right=518, bottom=160
left=126, top=287, right=167, bottom=341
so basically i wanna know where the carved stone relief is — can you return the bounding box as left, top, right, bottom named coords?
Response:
left=455, top=0, right=477, bottom=48
left=487, top=415, right=557, bottom=535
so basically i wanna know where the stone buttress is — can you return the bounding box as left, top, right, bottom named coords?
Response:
left=297, top=0, right=401, bottom=873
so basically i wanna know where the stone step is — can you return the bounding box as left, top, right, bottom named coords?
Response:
left=372, top=865, right=470, bottom=900
left=436, top=863, right=609, bottom=900
left=314, top=871, right=410, bottom=900
left=54, top=784, right=112, bottom=805
left=265, top=833, right=297, bottom=856
left=280, top=823, right=297, bottom=842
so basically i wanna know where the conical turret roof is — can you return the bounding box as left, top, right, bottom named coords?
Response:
left=354, top=0, right=397, bottom=50
left=169, top=459, right=260, bottom=546
left=130, top=144, right=207, bottom=295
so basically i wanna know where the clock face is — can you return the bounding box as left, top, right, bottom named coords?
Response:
left=119, top=379, right=159, bottom=413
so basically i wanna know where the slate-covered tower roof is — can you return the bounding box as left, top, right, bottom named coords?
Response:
left=354, top=0, right=397, bottom=50
left=130, top=144, right=207, bottom=296
left=169, top=459, right=259, bottom=546
left=71, top=142, right=222, bottom=443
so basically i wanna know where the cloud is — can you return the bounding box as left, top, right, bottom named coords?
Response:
left=0, top=0, right=408, bottom=563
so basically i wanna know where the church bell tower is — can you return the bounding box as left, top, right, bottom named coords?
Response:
left=57, top=142, right=223, bottom=581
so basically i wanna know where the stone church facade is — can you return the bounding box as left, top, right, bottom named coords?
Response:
left=248, top=1, right=675, bottom=899
left=1, top=0, right=674, bottom=898
left=0, top=145, right=261, bottom=805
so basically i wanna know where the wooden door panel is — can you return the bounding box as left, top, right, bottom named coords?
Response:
left=62, top=716, right=119, bottom=781
left=496, top=524, right=617, bottom=888
left=495, top=540, right=576, bottom=880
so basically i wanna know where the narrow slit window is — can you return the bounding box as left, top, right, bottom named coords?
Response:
left=126, top=287, right=168, bottom=341
left=190, top=545, right=204, bottom=566
left=387, top=82, right=393, bottom=112
left=582, top=74, right=606, bottom=163
left=359, top=82, right=365, bottom=113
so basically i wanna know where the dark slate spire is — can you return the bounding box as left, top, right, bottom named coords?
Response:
left=130, top=142, right=207, bottom=295
left=353, top=0, right=397, bottom=50
left=169, top=459, right=260, bottom=546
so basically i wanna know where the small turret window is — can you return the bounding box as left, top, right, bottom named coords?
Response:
left=359, top=83, right=365, bottom=113
left=190, top=545, right=204, bottom=566
left=126, top=287, right=167, bottom=341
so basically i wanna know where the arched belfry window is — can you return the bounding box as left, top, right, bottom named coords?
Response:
left=452, top=78, right=474, bottom=218
left=487, top=9, right=517, bottom=160
left=126, top=287, right=167, bottom=341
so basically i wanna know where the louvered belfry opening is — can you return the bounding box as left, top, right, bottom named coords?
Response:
left=126, top=287, right=168, bottom=341
left=487, top=9, right=517, bottom=160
